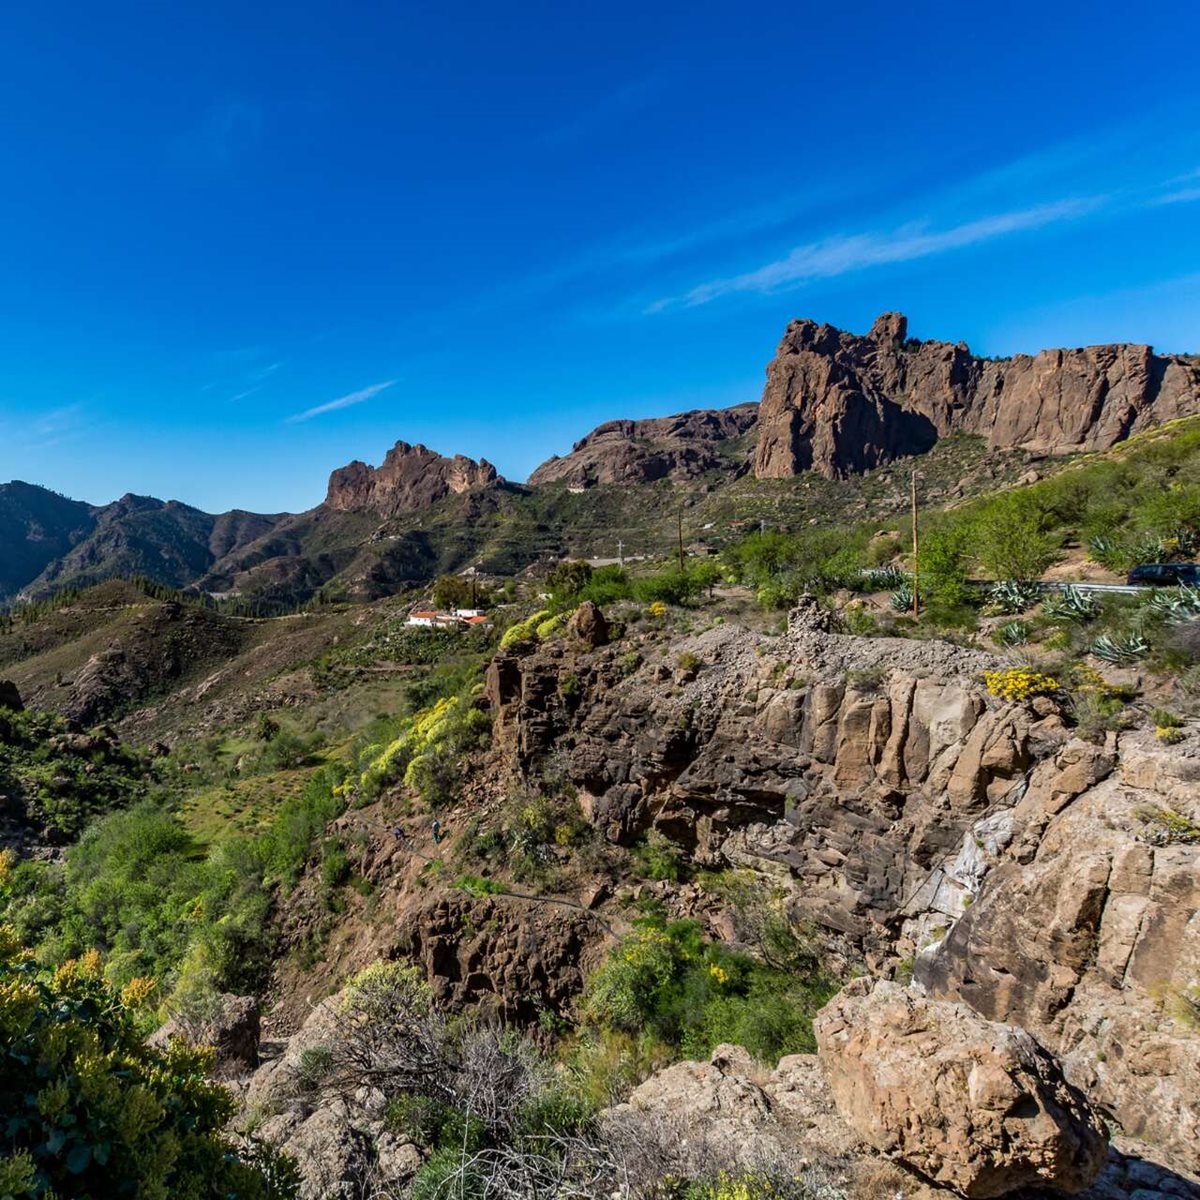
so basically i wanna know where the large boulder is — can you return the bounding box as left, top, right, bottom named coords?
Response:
left=814, top=979, right=1108, bottom=1197
left=569, top=600, right=609, bottom=648
left=151, top=993, right=261, bottom=1075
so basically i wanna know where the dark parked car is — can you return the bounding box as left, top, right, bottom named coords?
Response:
left=1127, top=562, right=1200, bottom=587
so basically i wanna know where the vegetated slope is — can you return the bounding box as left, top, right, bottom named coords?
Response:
left=0, top=481, right=96, bottom=600
left=0, top=580, right=252, bottom=726
left=2, top=422, right=1200, bottom=1195
left=17, top=494, right=285, bottom=601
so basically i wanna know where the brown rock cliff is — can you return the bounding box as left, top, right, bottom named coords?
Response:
left=325, top=441, right=499, bottom=516
left=754, top=312, right=1200, bottom=479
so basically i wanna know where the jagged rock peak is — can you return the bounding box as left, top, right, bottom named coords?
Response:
left=754, top=312, right=1200, bottom=480
left=325, top=440, right=500, bottom=515
left=528, top=403, right=757, bottom=489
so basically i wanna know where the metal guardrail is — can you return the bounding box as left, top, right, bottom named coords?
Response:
left=1030, top=581, right=1145, bottom=596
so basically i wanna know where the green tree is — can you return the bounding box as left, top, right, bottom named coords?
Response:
left=547, top=559, right=593, bottom=604
left=431, top=574, right=475, bottom=611
left=971, top=493, right=1059, bottom=580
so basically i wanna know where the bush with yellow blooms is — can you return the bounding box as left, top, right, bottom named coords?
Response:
left=0, top=928, right=297, bottom=1199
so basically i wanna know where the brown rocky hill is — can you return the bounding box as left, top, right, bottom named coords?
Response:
left=325, top=440, right=500, bottom=515
left=528, top=404, right=758, bottom=488
left=754, top=311, right=1200, bottom=479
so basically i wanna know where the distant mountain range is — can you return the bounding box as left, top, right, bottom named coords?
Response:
left=4, top=312, right=1197, bottom=607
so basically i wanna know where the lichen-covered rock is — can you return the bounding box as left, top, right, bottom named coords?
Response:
left=814, top=978, right=1108, bottom=1197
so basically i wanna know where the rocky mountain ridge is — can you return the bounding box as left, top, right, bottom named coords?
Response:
left=6, top=313, right=1199, bottom=605
left=755, top=311, right=1200, bottom=478
left=528, top=403, right=758, bottom=488
left=325, top=440, right=500, bottom=515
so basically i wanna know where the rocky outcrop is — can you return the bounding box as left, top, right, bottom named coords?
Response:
left=610, top=1041, right=1190, bottom=1200
left=243, top=1000, right=421, bottom=1200
left=815, top=979, right=1108, bottom=1197
left=754, top=313, right=1200, bottom=479
left=529, top=405, right=757, bottom=488
left=325, top=441, right=499, bottom=516
left=487, top=605, right=1045, bottom=963
left=916, top=733, right=1200, bottom=1174
left=151, top=993, right=260, bottom=1075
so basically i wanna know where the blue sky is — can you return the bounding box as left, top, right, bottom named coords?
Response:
left=2, top=1, right=1200, bottom=513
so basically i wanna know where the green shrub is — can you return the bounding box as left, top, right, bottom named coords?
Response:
left=583, top=919, right=834, bottom=1065
left=970, top=493, right=1060, bottom=580
left=409, top=1148, right=487, bottom=1200
left=0, top=929, right=298, bottom=1199
left=633, top=831, right=685, bottom=881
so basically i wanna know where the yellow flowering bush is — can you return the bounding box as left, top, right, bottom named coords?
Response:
left=358, top=693, right=490, bottom=801
left=983, top=668, right=1060, bottom=702
left=499, top=608, right=551, bottom=649
left=1156, top=725, right=1185, bottom=745
left=0, top=928, right=298, bottom=1198
left=647, top=601, right=668, bottom=618
left=689, top=1171, right=793, bottom=1200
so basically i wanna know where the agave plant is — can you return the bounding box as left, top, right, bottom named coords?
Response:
left=994, top=620, right=1030, bottom=647
left=1092, top=632, right=1150, bottom=664
left=1130, top=533, right=1169, bottom=565
left=890, top=585, right=915, bottom=613
left=1043, top=585, right=1100, bottom=623
left=863, top=566, right=908, bottom=591
left=1145, top=584, right=1200, bottom=624
left=986, top=580, right=1042, bottom=615
left=1087, top=534, right=1126, bottom=571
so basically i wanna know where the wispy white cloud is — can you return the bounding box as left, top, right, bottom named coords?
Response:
left=173, top=97, right=264, bottom=170
left=540, top=74, right=665, bottom=148
left=287, top=379, right=396, bottom=424
left=1150, top=185, right=1200, bottom=207
left=651, top=198, right=1106, bottom=311
left=648, top=163, right=1200, bottom=313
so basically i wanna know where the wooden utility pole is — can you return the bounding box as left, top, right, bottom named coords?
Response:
left=677, top=511, right=686, bottom=575
left=911, top=468, right=920, bottom=617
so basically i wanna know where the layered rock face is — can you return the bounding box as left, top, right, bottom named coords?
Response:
left=487, top=603, right=1200, bottom=1180
left=487, top=604, right=1042, bottom=963
left=917, top=734, right=1200, bottom=1172
left=324, top=441, right=499, bottom=516
left=528, top=404, right=757, bottom=488
left=754, top=312, right=1200, bottom=479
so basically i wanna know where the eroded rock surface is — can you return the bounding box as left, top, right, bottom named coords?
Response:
left=917, top=734, right=1200, bottom=1173
left=325, top=440, right=499, bottom=515
left=815, top=978, right=1108, bottom=1197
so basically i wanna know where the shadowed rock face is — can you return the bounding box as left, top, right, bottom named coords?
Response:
left=754, top=312, right=1200, bottom=479
left=528, top=404, right=758, bottom=488
left=325, top=441, right=499, bottom=516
